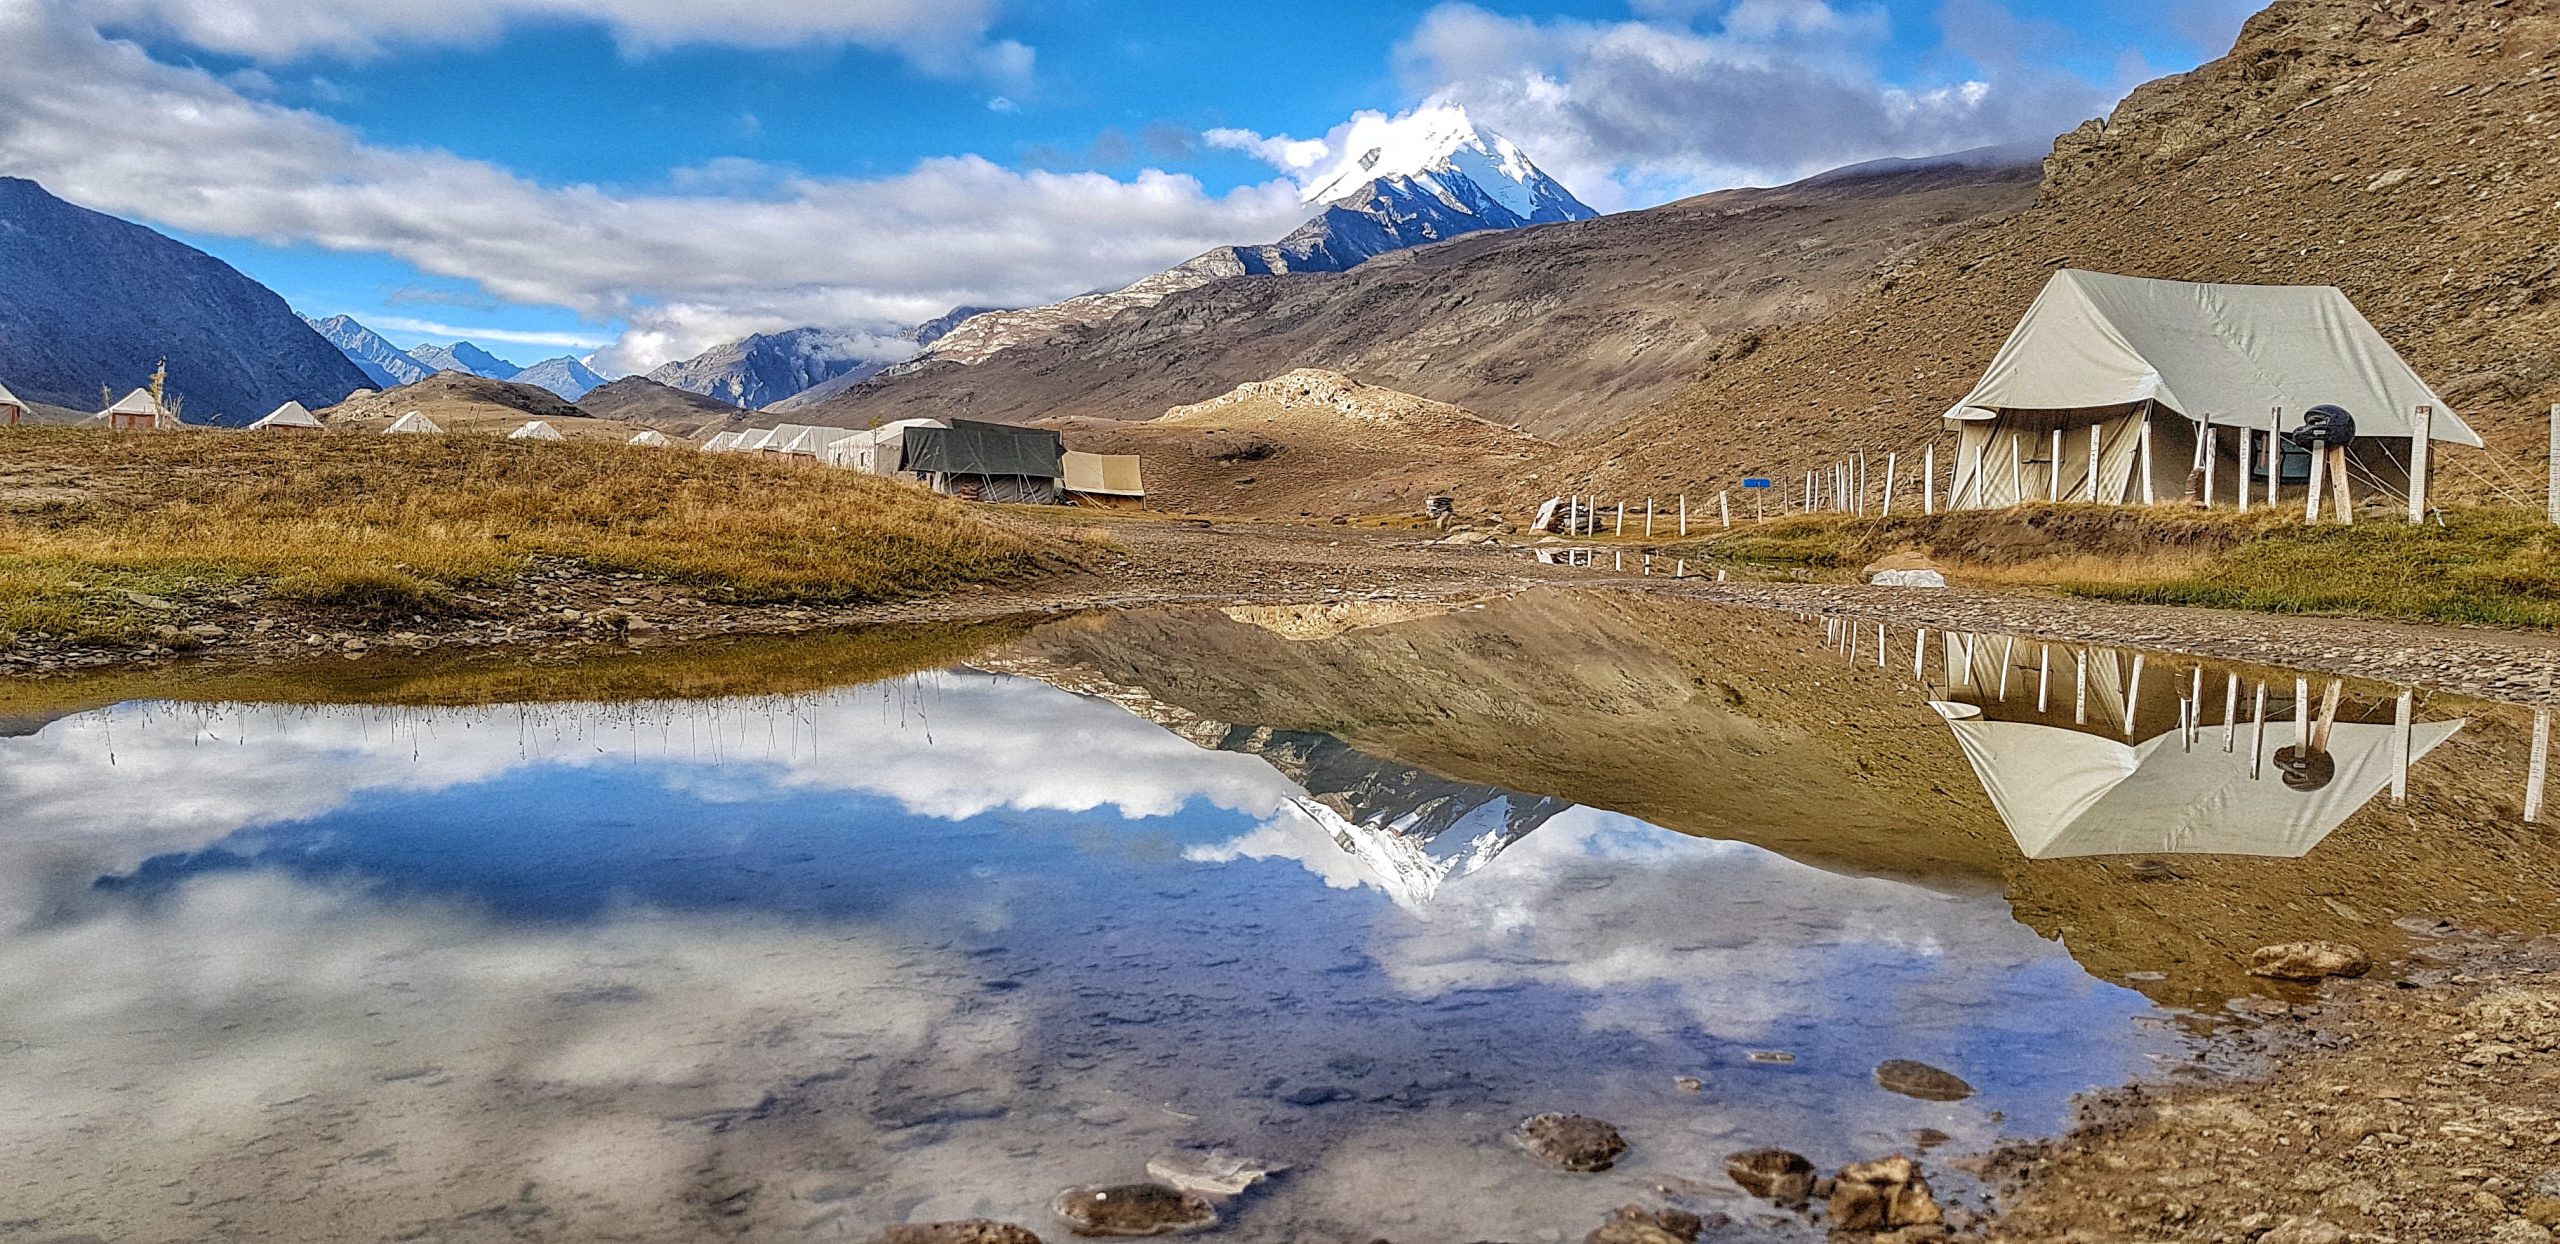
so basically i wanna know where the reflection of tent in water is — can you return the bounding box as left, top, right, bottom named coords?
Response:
left=1923, top=632, right=2462, bottom=858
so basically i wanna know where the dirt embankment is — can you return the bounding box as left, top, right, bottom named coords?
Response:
left=1555, top=0, right=2560, bottom=506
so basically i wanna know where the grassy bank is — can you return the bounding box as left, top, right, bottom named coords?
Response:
left=0, top=430, right=1074, bottom=645
left=1671, top=503, right=2560, bottom=627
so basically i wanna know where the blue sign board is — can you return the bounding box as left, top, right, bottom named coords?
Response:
left=1742, top=478, right=1774, bottom=489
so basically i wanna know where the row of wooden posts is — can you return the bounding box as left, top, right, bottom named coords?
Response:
left=1820, top=614, right=2559, bottom=823
left=1555, top=405, right=2560, bottom=535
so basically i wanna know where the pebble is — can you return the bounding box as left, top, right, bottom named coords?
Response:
left=1876, top=1060, right=1975, bottom=1102
left=1511, top=1114, right=1628, bottom=1172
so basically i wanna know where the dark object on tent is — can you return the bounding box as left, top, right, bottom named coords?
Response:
left=2274, top=744, right=2339, bottom=792
left=2285, top=404, right=2357, bottom=451
left=898, top=419, right=1065, bottom=503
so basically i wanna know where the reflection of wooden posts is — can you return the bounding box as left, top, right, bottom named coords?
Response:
left=1915, top=627, right=1928, bottom=681
left=2409, top=406, right=2432, bottom=523
left=2251, top=682, right=2269, bottom=779
left=2295, top=677, right=2311, bottom=750
left=2223, top=673, right=2240, bottom=753
left=1998, top=636, right=2015, bottom=701
left=2037, top=644, right=2051, bottom=713
left=2074, top=651, right=2089, bottom=725
left=2188, top=665, right=2203, bottom=746
left=1924, top=445, right=1937, bottom=515
left=1882, top=451, right=1898, bottom=517
left=2127, top=654, right=2146, bottom=738
left=2390, top=689, right=2413, bottom=804
left=2530, top=708, right=2552, bottom=824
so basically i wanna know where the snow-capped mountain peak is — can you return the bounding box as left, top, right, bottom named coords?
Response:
left=1299, top=102, right=1573, bottom=222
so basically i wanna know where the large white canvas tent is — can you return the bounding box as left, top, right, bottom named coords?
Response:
left=0, top=378, right=24, bottom=426
left=1944, top=270, right=2482, bottom=510
left=384, top=411, right=442, bottom=435
left=247, top=400, right=323, bottom=431
left=627, top=429, right=676, bottom=447
left=508, top=420, right=565, bottom=441
left=698, top=431, right=744, bottom=453
left=1932, top=701, right=2462, bottom=859
left=822, top=419, right=946, bottom=473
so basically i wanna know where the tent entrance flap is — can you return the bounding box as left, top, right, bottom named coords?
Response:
left=1949, top=408, right=2143, bottom=509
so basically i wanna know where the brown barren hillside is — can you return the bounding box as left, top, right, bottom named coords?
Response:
left=1046, top=369, right=1547, bottom=517
left=792, top=154, right=2042, bottom=442
left=318, top=373, right=639, bottom=440
left=1555, top=0, right=2560, bottom=504
left=577, top=376, right=740, bottom=438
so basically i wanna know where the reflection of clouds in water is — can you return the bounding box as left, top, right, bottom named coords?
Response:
left=0, top=673, right=1299, bottom=925
left=1203, top=806, right=2104, bottom=1045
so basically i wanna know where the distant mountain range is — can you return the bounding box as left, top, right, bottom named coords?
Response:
left=407, top=340, right=523, bottom=380
left=304, top=314, right=431, bottom=389
left=0, top=177, right=369, bottom=423
left=511, top=355, right=608, bottom=401
left=647, top=308, right=995, bottom=412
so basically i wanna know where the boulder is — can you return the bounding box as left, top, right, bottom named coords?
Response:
left=1049, top=1184, right=1217, bottom=1237
left=1585, top=1205, right=1704, bottom=1244
left=1511, top=1113, right=1628, bottom=1172
left=2247, top=942, right=2372, bottom=981
left=1875, top=1060, right=1975, bottom=1102
left=1869, top=569, right=1948, bottom=589
left=1724, top=1148, right=1817, bottom=1204
left=869, top=1222, right=1044, bottom=1244
left=1828, top=1156, right=1943, bottom=1234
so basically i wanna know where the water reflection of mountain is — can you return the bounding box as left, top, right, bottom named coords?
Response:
left=981, top=656, right=1567, bottom=907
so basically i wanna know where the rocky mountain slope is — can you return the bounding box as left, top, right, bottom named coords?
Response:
left=1556, top=0, right=2560, bottom=502
left=798, top=153, right=2039, bottom=441
left=306, top=314, right=431, bottom=389
left=0, top=177, right=369, bottom=423
left=577, top=375, right=742, bottom=435
left=759, top=308, right=997, bottom=412
left=888, top=105, right=1598, bottom=374
left=512, top=355, right=608, bottom=401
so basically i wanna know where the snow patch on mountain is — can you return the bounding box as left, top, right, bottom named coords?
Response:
left=305, top=314, right=431, bottom=389
left=1299, top=102, right=1584, bottom=224
left=406, top=341, right=522, bottom=381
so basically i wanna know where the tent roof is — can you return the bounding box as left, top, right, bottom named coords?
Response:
left=1064, top=450, right=1145, bottom=496
left=699, top=431, right=743, bottom=451
left=508, top=420, right=564, bottom=441
left=1944, top=269, right=2482, bottom=446
left=248, top=401, right=322, bottom=429
left=901, top=418, right=1064, bottom=479
left=0, top=379, right=22, bottom=410
left=1932, top=701, right=2464, bottom=859
left=384, top=411, right=442, bottom=434
left=101, top=388, right=162, bottom=417
left=627, top=429, right=676, bottom=447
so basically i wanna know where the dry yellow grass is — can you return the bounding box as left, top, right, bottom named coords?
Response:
left=0, top=429, right=1073, bottom=643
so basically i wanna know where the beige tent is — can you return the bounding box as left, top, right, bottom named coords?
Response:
left=699, top=431, right=744, bottom=453
left=247, top=401, right=323, bottom=431
left=508, top=420, right=565, bottom=442
left=0, top=378, right=24, bottom=427
left=1932, top=701, right=2462, bottom=859
left=1944, top=270, right=2481, bottom=510
left=627, top=429, right=677, bottom=447
left=99, top=388, right=167, bottom=431
left=384, top=411, right=442, bottom=435
left=1063, top=450, right=1145, bottom=507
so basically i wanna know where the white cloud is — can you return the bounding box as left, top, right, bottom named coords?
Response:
left=71, top=0, right=1034, bottom=81
left=1372, top=1, right=2137, bottom=210
left=1202, top=126, right=1332, bottom=174
left=367, top=316, right=612, bottom=350
left=0, top=4, right=1313, bottom=372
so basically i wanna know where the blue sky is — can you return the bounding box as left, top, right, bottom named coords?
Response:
left=0, top=0, right=2260, bottom=372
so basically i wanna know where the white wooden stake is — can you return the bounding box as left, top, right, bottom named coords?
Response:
left=2304, top=439, right=2326, bottom=524
left=2202, top=424, right=2218, bottom=507
left=1645, top=498, right=1655, bottom=537
left=2531, top=708, right=2553, bottom=823
left=2266, top=409, right=2281, bottom=510
left=1679, top=493, right=1688, bottom=536
left=2010, top=436, right=2024, bottom=508
left=1882, top=451, right=1898, bottom=518
left=1615, top=501, right=1625, bottom=536
left=2408, top=406, right=2431, bottom=523
left=1923, top=444, right=1937, bottom=514
left=2049, top=428, right=2062, bottom=501
left=2138, top=416, right=2155, bottom=504
left=2390, top=689, right=2413, bottom=804
left=2238, top=428, right=2252, bottom=514
left=1719, top=490, right=1731, bottom=530
left=2548, top=405, right=2560, bottom=526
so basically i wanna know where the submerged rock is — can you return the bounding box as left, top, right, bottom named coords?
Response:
left=1724, top=1148, right=1817, bottom=1205
left=1143, top=1149, right=1284, bottom=1198
left=870, top=1222, right=1045, bottom=1244
left=2249, top=942, right=2373, bottom=981
left=1511, top=1113, right=1628, bottom=1172
left=1875, top=1060, right=1975, bottom=1102
left=1585, top=1205, right=1705, bottom=1244
left=1828, top=1155, right=1943, bottom=1233
left=1050, top=1184, right=1217, bottom=1237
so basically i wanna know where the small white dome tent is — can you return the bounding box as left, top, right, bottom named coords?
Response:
left=627, top=429, right=676, bottom=447
left=508, top=420, right=565, bottom=442
left=0, top=378, right=25, bottom=427
left=247, top=400, right=324, bottom=431
left=99, top=388, right=167, bottom=431
left=384, top=411, right=443, bottom=435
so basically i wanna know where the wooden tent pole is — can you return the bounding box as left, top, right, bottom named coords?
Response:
left=2266, top=408, right=2281, bottom=509
left=1924, top=444, right=1936, bottom=514
left=2238, top=428, right=2252, bottom=513
left=2202, top=424, right=2218, bottom=507
left=2049, top=428, right=2062, bottom=501
left=2408, top=407, right=2431, bottom=523
left=2011, top=436, right=2024, bottom=509
left=2137, top=410, right=2155, bottom=504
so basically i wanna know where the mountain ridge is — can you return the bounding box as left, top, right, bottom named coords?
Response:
left=306, top=314, right=432, bottom=389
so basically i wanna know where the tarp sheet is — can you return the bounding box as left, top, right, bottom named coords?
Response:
left=1063, top=450, right=1145, bottom=496
left=1932, top=701, right=2463, bottom=859
left=902, top=419, right=1064, bottom=480
left=1944, top=270, right=2481, bottom=446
